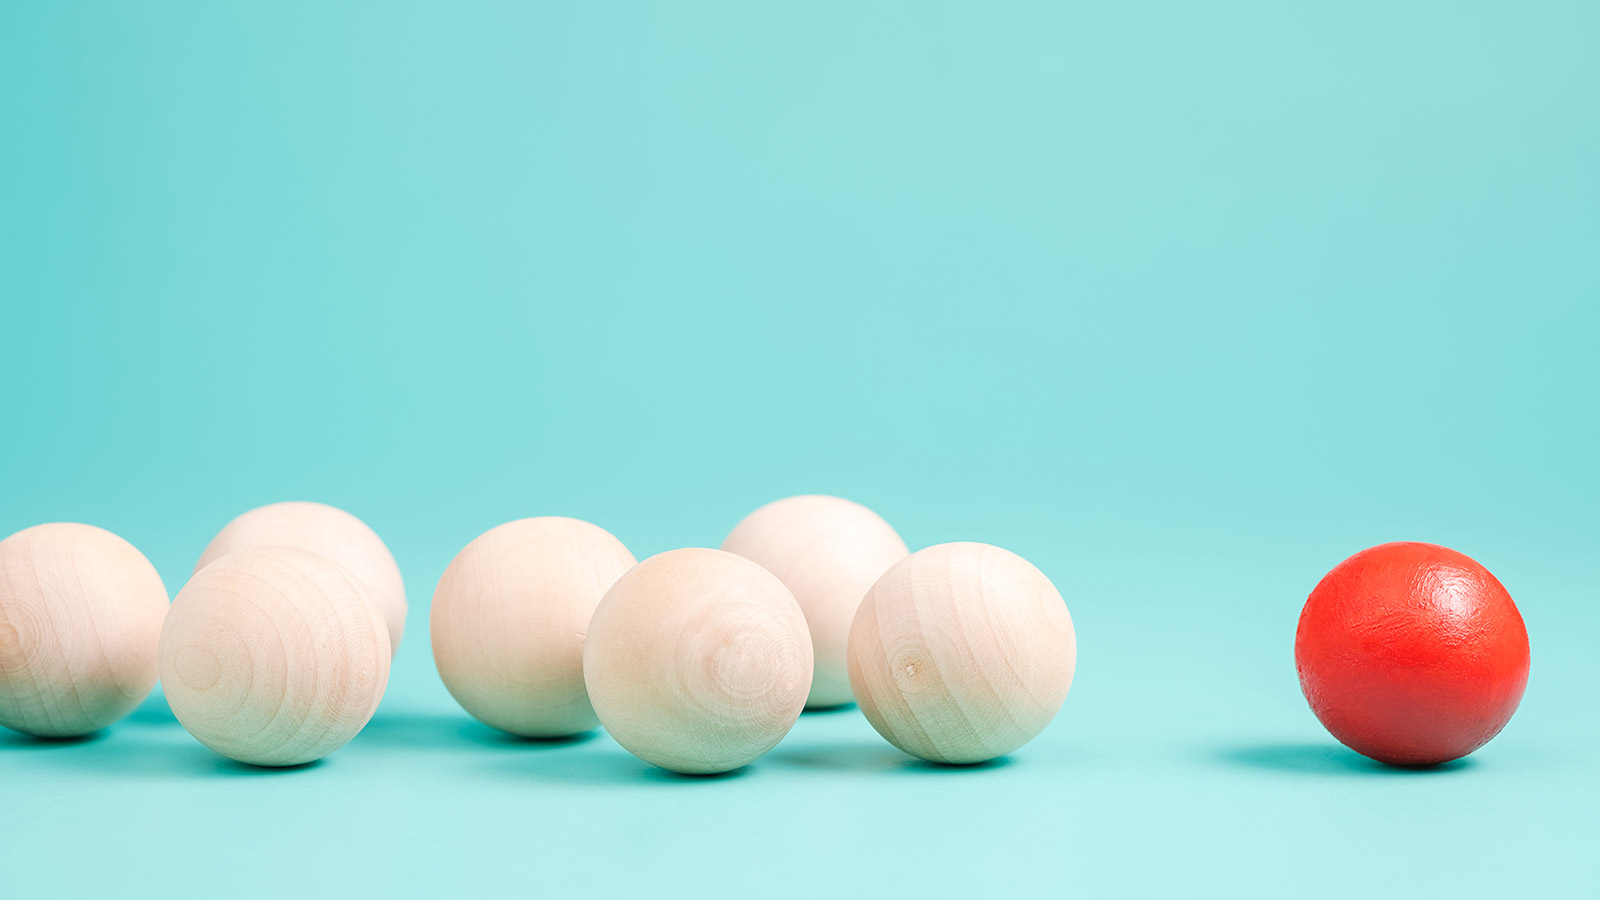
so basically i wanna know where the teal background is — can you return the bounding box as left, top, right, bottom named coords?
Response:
left=2, top=2, right=1596, bottom=896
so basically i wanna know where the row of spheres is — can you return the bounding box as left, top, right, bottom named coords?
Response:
left=0, top=498, right=1528, bottom=771
left=0, top=498, right=1076, bottom=771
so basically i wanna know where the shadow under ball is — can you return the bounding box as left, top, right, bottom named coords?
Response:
left=848, top=542, right=1077, bottom=765
left=583, top=548, right=813, bottom=775
left=432, top=517, right=636, bottom=737
left=722, top=495, right=909, bottom=709
left=1295, top=541, right=1530, bottom=767
left=0, top=523, right=170, bottom=737
left=160, top=546, right=390, bottom=766
left=196, top=501, right=407, bottom=654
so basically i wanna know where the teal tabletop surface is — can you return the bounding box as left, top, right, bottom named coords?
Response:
left=2, top=3, right=1596, bottom=897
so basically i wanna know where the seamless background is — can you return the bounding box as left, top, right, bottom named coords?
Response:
left=2, top=2, right=1596, bottom=897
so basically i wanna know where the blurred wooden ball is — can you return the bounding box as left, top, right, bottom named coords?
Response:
left=160, top=546, right=390, bottom=766
left=848, top=542, right=1076, bottom=764
left=583, top=548, right=812, bottom=774
left=722, top=495, right=908, bottom=708
left=196, top=501, right=407, bottom=653
left=431, top=517, right=635, bottom=737
left=0, top=523, right=169, bottom=737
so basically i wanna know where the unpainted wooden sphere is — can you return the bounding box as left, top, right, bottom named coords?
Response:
left=0, top=523, right=170, bottom=737
left=432, top=517, right=636, bottom=737
left=196, top=501, right=407, bottom=654
left=583, top=548, right=812, bottom=774
left=721, top=495, right=908, bottom=708
left=848, top=542, right=1076, bottom=764
left=160, top=546, right=390, bottom=766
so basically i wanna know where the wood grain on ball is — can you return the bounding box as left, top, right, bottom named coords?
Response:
left=431, top=517, right=636, bottom=737
left=848, top=542, right=1076, bottom=764
left=196, top=502, right=407, bottom=653
left=160, top=547, right=390, bottom=766
left=721, top=495, right=908, bottom=708
left=583, top=548, right=812, bottom=774
left=0, top=523, right=170, bottom=737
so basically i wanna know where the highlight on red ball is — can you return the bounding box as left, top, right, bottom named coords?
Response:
left=1294, top=541, right=1530, bottom=767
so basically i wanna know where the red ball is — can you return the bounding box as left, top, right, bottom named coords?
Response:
left=1295, top=542, right=1530, bottom=767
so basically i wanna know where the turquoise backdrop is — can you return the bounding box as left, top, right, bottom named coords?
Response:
left=2, top=2, right=1596, bottom=896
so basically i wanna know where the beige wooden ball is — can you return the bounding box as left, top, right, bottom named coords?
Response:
left=0, top=523, right=169, bottom=737
left=848, top=542, right=1076, bottom=764
left=431, top=517, right=636, bottom=737
left=160, top=546, right=390, bottom=766
left=583, top=548, right=812, bottom=774
left=196, top=501, right=407, bottom=654
left=721, top=495, right=908, bottom=708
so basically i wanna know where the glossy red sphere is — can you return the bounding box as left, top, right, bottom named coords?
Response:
left=1295, top=542, right=1530, bottom=767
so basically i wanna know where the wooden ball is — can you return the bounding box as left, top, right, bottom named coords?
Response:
left=848, top=542, right=1076, bottom=764
left=722, top=495, right=909, bottom=708
left=196, top=501, right=407, bottom=654
left=160, top=546, right=390, bottom=766
left=0, top=523, right=169, bottom=737
left=431, top=517, right=636, bottom=737
left=583, top=548, right=812, bottom=774
left=1296, top=542, right=1530, bottom=766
